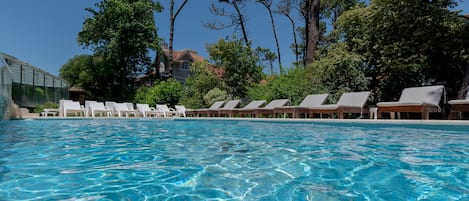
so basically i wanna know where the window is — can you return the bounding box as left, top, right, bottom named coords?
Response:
left=182, top=62, right=190, bottom=70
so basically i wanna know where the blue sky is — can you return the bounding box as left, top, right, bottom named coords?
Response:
left=0, top=0, right=468, bottom=76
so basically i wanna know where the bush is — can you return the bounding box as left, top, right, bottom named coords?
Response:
left=248, top=67, right=326, bottom=105
left=179, top=61, right=221, bottom=109
left=34, top=102, right=59, bottom=113
left=308, top=43, right=370, bottom=103
left=203, top=88, right=228, bottom=106
left=133, top=78, right=183, bottom=107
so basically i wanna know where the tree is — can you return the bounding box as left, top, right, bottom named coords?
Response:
left=301, top=0, right=320, bottom=66
left=255, top=47, right=277, bottom=75
left=257, top=0, right=283, bottom=73
left=168, top=0, right=189, bottom=75
left=59, top=55, right=111, bottom=101
left=208, top=37, right=263, bottom=97
left=78, top=0, right=162, bottom=101
left=179, top=61, right=222, bottom=108
left=276, top=0, right=300, bottom=65
left=337, top=0, right=469, bottom=101
left=206, top=0, right=251, bottom=47
left=308, top=42, right=369, bottom=102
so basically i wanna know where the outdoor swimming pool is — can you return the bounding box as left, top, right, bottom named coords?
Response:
left=0, top=119, right=468, bottom=200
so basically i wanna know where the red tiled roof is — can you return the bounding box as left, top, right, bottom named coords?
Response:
left=163, top=48, right=205, bottom=63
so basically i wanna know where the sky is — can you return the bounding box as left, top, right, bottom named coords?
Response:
left=0, top=0, right=468, bottom=76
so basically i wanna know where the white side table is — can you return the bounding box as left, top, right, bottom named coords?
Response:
left=43, top=109, right=59, bottom=117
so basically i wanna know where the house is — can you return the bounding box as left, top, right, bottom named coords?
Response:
left=159, top=48, right=206, bottom=84
left=136, top=47, right=224, bottom=87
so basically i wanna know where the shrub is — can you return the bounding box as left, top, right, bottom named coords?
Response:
left=203, top=88, right=228, bottom=106
left=133, top=78, right=183, bottom=107
left=248, top=67, right=326, bottom=105
left=34, top=102, right=59, bottom=113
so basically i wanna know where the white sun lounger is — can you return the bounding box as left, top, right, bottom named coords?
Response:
left=156, top=104, right=179, bottom=118
left=136, top=103, right=163, bottom=118
left=175, top=105, right=187, bottom=117
left=63, top=101, right=86, bottom=117
left=114, top=103, right=137, bottom=117
left=89, top=102, right=112, bottom=117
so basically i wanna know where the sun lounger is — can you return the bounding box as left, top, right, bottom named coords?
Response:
left=84, top=100, right=97, bottom=117
left=448, top=87, right=469, bottom=119
left=89, top=102, right=112, bottom=117
left=253, top=99, right=290, bottom=118
left=219, top=100, right=266, bottom=117
left=273, top=94, right=329, bottom=118
left=63, top=101, right=86, bottom=117
left=114, top=103, right=137, bottom=117
left=377, top=85, right=444, bottom=119
left=236, top=99, right=289, bottom=118
left=59, top=100, right=73, bottom=117
left=186, top=101, right=225, bottom=117
left=307, top=91, right=371, bottom=119
left=136, top=103, right=162, bottom=118
left=105, top=101, right=117, bottom=116
left=175, top=105, right=187, bottom=117
left=156, top=104, right=179, bottom=118
left=212, top=100, right=241, bottom=116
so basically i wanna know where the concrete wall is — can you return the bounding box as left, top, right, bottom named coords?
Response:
left=0, top=94, right=12, bottom=120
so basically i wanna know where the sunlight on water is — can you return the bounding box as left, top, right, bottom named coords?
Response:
left=0, top=119, right=468, bottom=200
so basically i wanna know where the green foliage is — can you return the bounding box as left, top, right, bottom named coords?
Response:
left=208, top=36, right=263, bottom=97
left=248, top=67, right=326, bottom=105
left=34, top=102, right=59, bottom=114
left=337, top=0, right=469, bottom=101
left=77, top=0, right=162, bottom=100
left=59, top=55, right=113, bottom=101
left=204, top=88, right=228, bottom=106
left=179, top=61, right=221, bottom=109
left=134, top=79, right=183, bottom=107
left=308, top=43, right=369, bottom=102
left=133, top=85, right=151, bottom=104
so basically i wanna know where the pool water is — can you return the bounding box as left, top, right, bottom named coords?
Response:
left=0, top=119, right=468, bottom=200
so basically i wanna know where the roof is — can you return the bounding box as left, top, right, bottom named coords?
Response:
left=69, top=86, right=87, bottom=92
left=162, top=48, right=205, bottom=63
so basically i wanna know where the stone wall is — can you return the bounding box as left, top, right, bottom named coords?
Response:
left=0, top=94, right=12, bottom=120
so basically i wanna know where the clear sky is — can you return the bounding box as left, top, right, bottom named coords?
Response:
left=0, top=0, right=468, bottom=76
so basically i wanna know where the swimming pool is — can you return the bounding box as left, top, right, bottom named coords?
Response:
left=0, top=119, right=468, bottom=200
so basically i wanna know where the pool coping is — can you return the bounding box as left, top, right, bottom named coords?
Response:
left=20, top=116, right=469, bottom=126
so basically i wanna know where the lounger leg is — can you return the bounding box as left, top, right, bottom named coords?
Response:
left=338, top=112, right=344, bottom=119
left=390, top=112, right=395, bottom=119
left=423, top=112, right=429, bottom=120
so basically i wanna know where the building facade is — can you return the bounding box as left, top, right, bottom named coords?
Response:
left=159, top=48, right=206, bottom=83
left=0, top=53, right=69, bottom=119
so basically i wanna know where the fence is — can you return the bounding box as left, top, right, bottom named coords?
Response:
left=0, top=53, right=69, bottom=109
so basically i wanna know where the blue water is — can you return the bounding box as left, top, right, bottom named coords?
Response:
left=0, top=119, right=468, bottom=200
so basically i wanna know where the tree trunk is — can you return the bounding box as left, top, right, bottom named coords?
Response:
left=304, top=0, right=320, bottom=67
left=287, top=14, right=299, bottom=65
left=232, top=0, right=250, bottom=47
left=168, top=0, right=188, bottom=76
left=265, top=6, right=282, bottom=74
left=169, top=0, right=175, bottom=76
